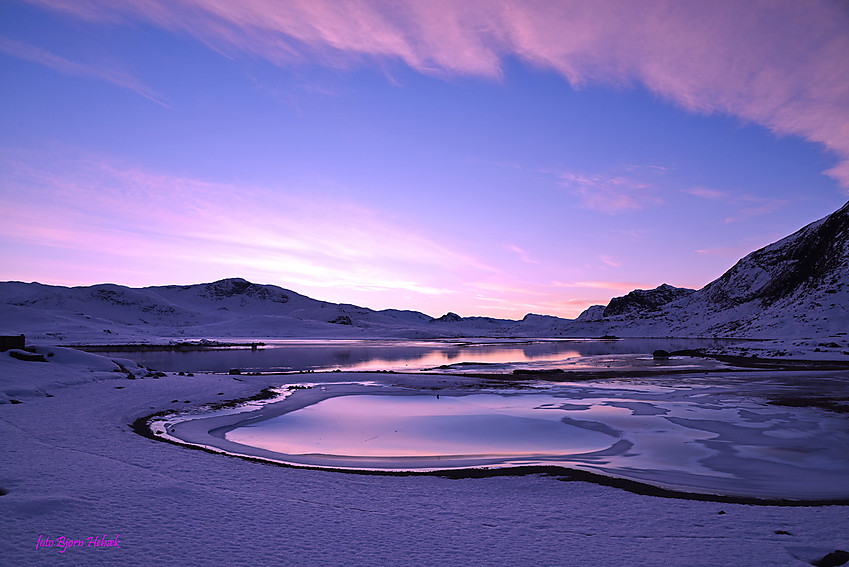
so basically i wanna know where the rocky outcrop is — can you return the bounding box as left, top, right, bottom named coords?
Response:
left=660, top=200, right=849, bottom=336
left=568, top=201, right=849, bottom=337
left=603, top=284, right=695, bottom=317
left=432, top=312, right=463, bottom=323
left=698, top=200, right=849, bottom=310
left=196, top=278, right=289, bottom=303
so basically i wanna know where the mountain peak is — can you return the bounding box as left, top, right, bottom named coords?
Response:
left=432, top=312, right=463, bottom=323
left=701, top=200, right=849, bottom=311
left=603, top=283, right=695, bottom=318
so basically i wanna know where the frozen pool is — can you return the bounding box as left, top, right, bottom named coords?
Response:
left=163, top=381, right=849, bottom=502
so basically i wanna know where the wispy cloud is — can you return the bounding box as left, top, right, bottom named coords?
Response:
left=0, top=151, right=487, bottom=299
left=505, top=244, right=540, bottom=264
left=467, top=281, right=618, bottom=319
left=487, top=160, right=666, bottom=213
left=682, top=186, right=788, bottom=223
left=24, top=0, right=849, bottom=189
left=554, top=280, right=648, bottom=293
left=683, top=187, right=728, bottom=200
left=0, top=36, right=170, bottom=108
left=556, top=169, right=664, bottom=213
left=722, top=201, right=788, bottom=224
left=599, top=255, right=620, bottom=267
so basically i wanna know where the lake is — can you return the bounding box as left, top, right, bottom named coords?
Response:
left=94, top=337, right=739, bottom=373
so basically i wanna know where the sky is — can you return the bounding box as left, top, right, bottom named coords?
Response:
left=1, top=0, right=848, bottom=319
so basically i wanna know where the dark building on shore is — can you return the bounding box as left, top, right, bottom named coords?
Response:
left=0, top=335, right=26, bottom=352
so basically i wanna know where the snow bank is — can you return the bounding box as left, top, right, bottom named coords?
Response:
left=0, top=345, right=148, bottom=403
left=1, top=349, right=847, bottom=566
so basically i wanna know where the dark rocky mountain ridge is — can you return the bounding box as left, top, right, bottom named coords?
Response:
left=602, top=284, right=695, bottom=317
left=587, top=200, right=849, bottom=337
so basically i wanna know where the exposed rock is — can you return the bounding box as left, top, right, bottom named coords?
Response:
left=432, top=312, right=463, bottom=323
left=661, top=200, right=849, bottom=336
left=8, top=349, right=46, bottom=362
left=603, top=284, right=695, bottom=317
left=652, top=349, right=671, bottom=359
left=199, top=278, right=252, bottom=299
left=199, top=278, right=289, bottom=303
left=330, top=315, right=353, bottom=325
left=704, top=200, right=849, bottom=309
left=813, top=550, right=849, bottom=567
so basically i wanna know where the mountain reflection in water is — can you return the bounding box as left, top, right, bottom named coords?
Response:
left=93, top=337, right=740, bottom=373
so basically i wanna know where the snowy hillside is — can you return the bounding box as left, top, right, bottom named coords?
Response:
left=0, top=278, right=525, bottom=342
left=584, top=200, right=849, bottom=339
left=2, top=201, right=848, bottom=343
left=0, top=278, right=431, bottom=342
left=672, top=199, right=849, bottom=337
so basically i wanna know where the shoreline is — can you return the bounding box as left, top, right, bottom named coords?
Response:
left=133, top=410, right=849, bottom=507
left=137, top=373, right=849, bottom=506
left=5, top=347, right=849, bottom=566
left=72, top=341, right=266, bottom=352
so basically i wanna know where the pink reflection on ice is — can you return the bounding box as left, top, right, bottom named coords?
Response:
left=225, top=394, right=615, bottom=457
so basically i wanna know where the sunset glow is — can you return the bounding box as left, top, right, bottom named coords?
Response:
left=2, top=0, right=848, bottom=318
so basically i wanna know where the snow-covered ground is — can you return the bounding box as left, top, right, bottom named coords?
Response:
left=2, top=346, right=848, bottom=566
left=697, top=337, right=849, bottom=361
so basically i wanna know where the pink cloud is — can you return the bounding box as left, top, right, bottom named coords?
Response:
left=505, top=244, right=540, bottom=264
left=0, top=150, right=488, bottom=299
left=556, top=170, right=662, bottom=213
left=25, top=0, right=849, bottom=188
left=0, top=37, right=170, bottom=107
left=682, top=187, right=788, bottom=224
left=723, top=200, right=788, bottom=224
left=683, top=186, right=789, bottom=223
left=684, top=187, right=728, bottom=200
left=554, top=280, right=648, bottom=292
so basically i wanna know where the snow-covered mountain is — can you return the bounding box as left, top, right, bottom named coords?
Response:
left=602, top=284, right=695, bottom=317
left=585, top=200, right=849, bottom=338
left=0, top=278, right=437, bottom=342
left=673, top=199, right=849, bottom=337
left=2, top=201, right=847, bottom=342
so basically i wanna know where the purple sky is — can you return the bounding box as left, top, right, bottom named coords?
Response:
left=2, top=0, right=848, bottom=318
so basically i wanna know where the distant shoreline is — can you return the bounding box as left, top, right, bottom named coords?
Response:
left=73, top=341, right=266, bottom=352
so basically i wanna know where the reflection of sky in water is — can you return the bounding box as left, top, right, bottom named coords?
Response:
left=91, top=338, right=737, bottom=373
left=227, top=395, right=613, bottom=456
left=340, top=347, right=583, bottom=371
left=222, top=389, right=849, bottom=499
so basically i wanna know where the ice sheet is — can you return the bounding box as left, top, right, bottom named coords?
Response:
left=166, top=382, right=849, bottom=501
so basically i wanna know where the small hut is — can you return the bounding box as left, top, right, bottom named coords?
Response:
left=0, top=334, right=25, bottom=352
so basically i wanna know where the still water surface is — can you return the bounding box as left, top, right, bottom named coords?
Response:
left=98, top=337, right=738, bottom=373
